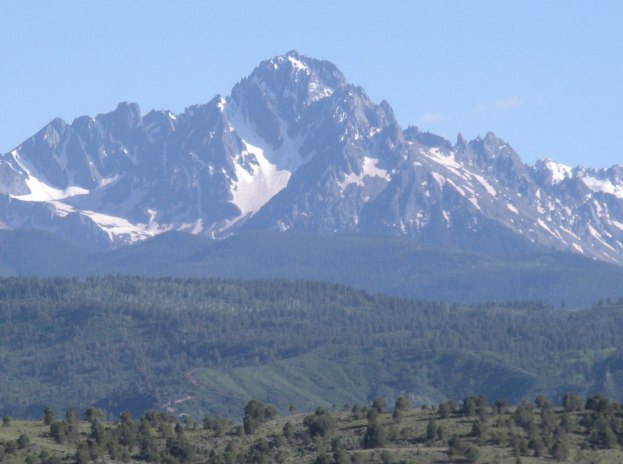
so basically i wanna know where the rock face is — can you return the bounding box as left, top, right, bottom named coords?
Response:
left=1, top=51, right=623, bottom=264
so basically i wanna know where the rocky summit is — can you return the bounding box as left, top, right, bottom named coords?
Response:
left=1, top=51, right=623, bottom=264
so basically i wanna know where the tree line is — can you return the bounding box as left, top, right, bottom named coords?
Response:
left=4, top=392, right=623, bottom=463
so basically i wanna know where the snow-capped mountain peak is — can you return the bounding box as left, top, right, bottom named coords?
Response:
left=1, top=52, right=623, bottom=266
left=535, top=159, right=573, bottom=184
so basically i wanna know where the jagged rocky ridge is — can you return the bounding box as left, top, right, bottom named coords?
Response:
left=1, top=51, right=623, bottom=263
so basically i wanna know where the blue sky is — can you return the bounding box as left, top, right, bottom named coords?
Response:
left=2, top=1, right=622, bottom=168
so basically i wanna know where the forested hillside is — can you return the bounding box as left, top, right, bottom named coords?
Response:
left=1, top=277, right=623, bottom=419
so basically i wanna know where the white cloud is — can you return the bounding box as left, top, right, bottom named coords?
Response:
left=469, top=96, right=524, bottom=116
left=419, top=111, right=448, bottom=124
left=493, top=96, right=522, bottom=112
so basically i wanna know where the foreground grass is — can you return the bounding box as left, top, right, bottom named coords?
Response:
left=2, top=398, right=623, bottom=463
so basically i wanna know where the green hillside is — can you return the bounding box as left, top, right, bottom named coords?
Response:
left=1, top=277, right=623, bottom=419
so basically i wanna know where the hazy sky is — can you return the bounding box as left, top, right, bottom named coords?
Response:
left=2, top=1, right=622, bottom=168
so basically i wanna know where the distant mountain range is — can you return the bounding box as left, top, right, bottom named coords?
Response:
left=1, top=51, right=623, bottom=266
left=1, top=229, right=623, bottom=308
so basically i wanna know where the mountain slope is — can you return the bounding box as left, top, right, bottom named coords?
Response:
left=1, top=230, right=622, bottom=307
left=0, top=229, right=91, bottom=275
left=89, top=232, right=623, bottom=308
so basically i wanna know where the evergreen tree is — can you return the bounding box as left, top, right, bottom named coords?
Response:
left=43, top=407, right=55, bottom=425
left=551, top=435, right=570, bottom=462
left=372, top=397, right=386, bottom=413
left=363, top=418, right=386, bottom=448
left=494, top=399, right=509, bottom=414
left=462, top=396, right=477, bottom=416
left=304, top=408, right=336, bottom=439
left=17, top=433, right=30, bottom=449
left=562, top=392, right=583, bottom=412
left=426, top=419, right=437, bottom=443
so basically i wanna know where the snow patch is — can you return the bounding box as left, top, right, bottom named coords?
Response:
left=191, top=220, right=204, bottom=234
left=506, top=203, right=519, bottom=214
left=581, top=176, right=623, bottom=199
left=426, top=148, right=463, bottom=169
left=587, top=224, right=617, bottom=252
left=14, top=177, right=89, bottom=202
left=541, top=159, right=572, bottom=184
left=9, top=149, right=169, bottom=244
left=228, top=104, right=306, bottom=172
left=559, top=226, right=582, bottom=242
left=339, top=157, right=390, bottom=193
left=537, top=218, right=557, bottom=237
left=430, top=172, right=446, bottom=187
left=178, top=219, right=205, bottom=235
left=363, top=157, right=390, bottom=180
left=81, top=209, right=163, bottom=242
left=610, top=220, right=623, bottom=232
left=446, top=179, right=466, bottom=197
left=288, top=55, right=309, bottom=73
left=307, top=82, right=333, bottom=102
left=100, top=176, right=119, bottom=187
left=10, top=151, right=89, bottom=202
left=587, top=224, right=602, bottom=240
left=232, top=140, right=292, bottom=216
left=217, top=97, right=226, bottom=112
left=50, top=201, right=76, bottom=217
left=340, top=171, right=364, bottom=190
left=472, top=173, right=497, bottom=196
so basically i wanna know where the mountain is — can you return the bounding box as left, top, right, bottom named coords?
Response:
left=1, top=51, right=623, bottom=264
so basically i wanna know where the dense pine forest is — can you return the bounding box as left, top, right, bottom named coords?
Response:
left=1, top=277, right=623, bottom=420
